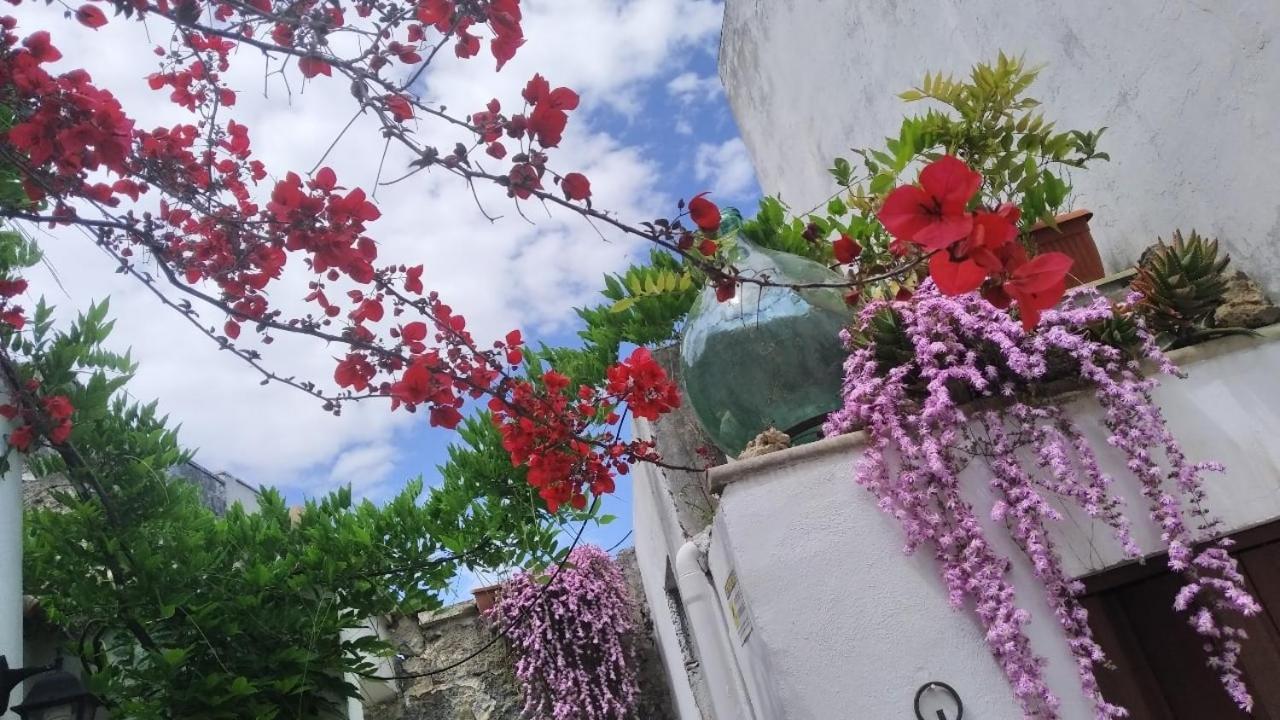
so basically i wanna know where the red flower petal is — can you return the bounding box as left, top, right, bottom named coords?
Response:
left=832, top=234, right=861, bottom=264
left=929, top=253, right=987, bottom=296
left=298, top=56, right=332, bottom=79
left=561, top=172, right=591, bottom=201
left=75, top=4, right=108, bottom=28
left=688, top=193, right=721, bottom=233
left=877, top=185, right=931, bottom=243
left=919, top=154, right=982, bottom=209
left=970, top=211, right=1018, bottom=250
left=1008, top=252, right=1073, bottom=295
left=912, top=214, right=975, bottom=252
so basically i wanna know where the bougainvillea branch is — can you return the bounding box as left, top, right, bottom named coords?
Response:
left=0, top=2, right=960, bottom=508
left=824, top=284, right=1260, bottom=718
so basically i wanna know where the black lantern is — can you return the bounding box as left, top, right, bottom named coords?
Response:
left=1, top=656, right=99, bottom=720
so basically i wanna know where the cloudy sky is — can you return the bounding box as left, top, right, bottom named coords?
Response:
left=12, top=1, right=761, bottom=567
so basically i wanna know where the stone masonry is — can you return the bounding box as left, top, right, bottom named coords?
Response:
left=368, top=553, right=678, bottom=720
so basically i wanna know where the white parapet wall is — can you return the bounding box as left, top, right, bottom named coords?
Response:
left=1, top=455, right=20, bottom=720
left=719, top=0, right=1280, bottom=302
left=700, top=327, right=1280, bottom=719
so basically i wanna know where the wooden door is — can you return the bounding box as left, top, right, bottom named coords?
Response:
left=1082, top=522, right=1280, bottom=719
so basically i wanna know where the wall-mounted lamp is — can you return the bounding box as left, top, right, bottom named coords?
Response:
left=1, top=656, right=100, bottom=720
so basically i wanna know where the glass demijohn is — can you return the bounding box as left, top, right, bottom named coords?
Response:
left=679, top=211, right=850, bottom=457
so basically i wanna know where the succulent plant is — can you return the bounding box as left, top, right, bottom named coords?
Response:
left=1132, top=230, right=1231, bottom=337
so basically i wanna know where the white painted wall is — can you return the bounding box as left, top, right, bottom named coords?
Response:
left=1, top=444, right=21, bottom=720
left=719, top=0, right=1280, bottom=301
left=631, top=434, right=714, bottom=720
left=703, top=328, right=1280, bottom=719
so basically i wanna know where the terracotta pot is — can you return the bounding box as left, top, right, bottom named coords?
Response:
left=472, top=584, right=502, bottom=614
left=1029, top=209, right=1105, bottom=288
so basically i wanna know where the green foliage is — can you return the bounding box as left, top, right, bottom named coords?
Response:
left=13, top=249, right=563, bottom=718
left=1132, top=230, right=1251, bottom=348
left=425, top=412, right=562, bottom=570
left=0, top=106, right=31, bottom=210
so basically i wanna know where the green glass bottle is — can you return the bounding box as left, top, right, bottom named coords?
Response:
left=679, top=211, right=850, bottom=457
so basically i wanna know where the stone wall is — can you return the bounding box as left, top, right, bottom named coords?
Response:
left=369, top=603, right=521, bottom=720
left=369, top=555, right=678, bottom=720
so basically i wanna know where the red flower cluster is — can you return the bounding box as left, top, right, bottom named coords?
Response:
left=490, top=349, right=676, bottom=512
left=467, top=75, right=590, bottom=203
left=416, top=0, right=523, bottom=70
left=1, top=386, right=74, bottom=452
left=3, top=27, right=135, bottom=204
left=879, top=156, right=1073, bottom=329
left=0, top=274, right=26, bottom=330
left=605, top=348, right=681, bottom=421
left=0, top=7, right=688, bottom=518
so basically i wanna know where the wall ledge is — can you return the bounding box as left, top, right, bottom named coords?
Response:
left=708, top=322, right=1280, bottom=493
left=412, top=600, right=479, bottom=629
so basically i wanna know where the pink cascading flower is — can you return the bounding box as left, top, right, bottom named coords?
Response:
left=485, top=545, right=641, bottom=720
left=824, top=284, right=1259, bottom=719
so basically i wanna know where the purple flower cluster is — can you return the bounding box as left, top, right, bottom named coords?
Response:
left=486, top=545, right=640, bottom=719
left=824, top=284, right=1260, bottom=718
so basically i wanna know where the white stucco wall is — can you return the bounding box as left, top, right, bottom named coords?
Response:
left=632, top=437, right=712, bottom=720
left=1, top=447, right=21, bottom=720
left=719, top=0, right=1280, bottom=301
left=703, top=328, right=1280, bottom=719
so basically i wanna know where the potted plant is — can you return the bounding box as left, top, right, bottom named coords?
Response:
left=838, top=53, right=1111, bottom=287
left=1030, top=209, right=1104, bottom=287
left=471, top=583, right=502, bottom=613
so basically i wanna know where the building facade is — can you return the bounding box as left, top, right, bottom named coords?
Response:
left=629, top=3, right=1280, bottom=717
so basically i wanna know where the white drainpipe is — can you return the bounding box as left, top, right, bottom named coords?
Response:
left=675, top=539, right=753, bottom=720
left=1, top=435, right=23, bottom=719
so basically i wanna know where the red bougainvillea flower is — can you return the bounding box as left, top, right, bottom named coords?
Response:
left=297, top=56, right=332, bottom=78
left=688, top=192, right=720, bottom=234
left=1003, top=252, right=1073, bottom=330
left=74, top=4, right=108, bottom=28
left=416, top=0, right=453, bottom=28
left=523, top=76, right=578, bottom=148
left=561, top=172, right=590, bottom=201
left=878, top=155, right=982, bottom=251
left=9, top=425, right=32, bottom=452
left=832, top=234, right=860, bottom=264
left=42, top=395, right=73, bottom=419
left=404, top=265, right=424, bottom=294
left=928, top=209, right=1019, bottom=295
left=606, top=347, right=680, bottom=421
left=385, top=94, right=413, bottom=122
left=1, top=307, right=25, bottom=329
left=22, top=31, right=61, bottom=63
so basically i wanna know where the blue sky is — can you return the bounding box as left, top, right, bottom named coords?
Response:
left=381, top=19, right=763, bottom=587
left=16, top=1, right=762, bottom=596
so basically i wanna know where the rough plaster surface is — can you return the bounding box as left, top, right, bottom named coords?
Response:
left=616, top=549, right=683, bottom=720
left=632, top=449, right=712, bottom=720
left=705, top=328, right=1280, bottom=718
left=720, top=0, right=1280, bottom=300
left=368, top=603, right=521, bottom=720
left=650, top=345, right=722, bottom=537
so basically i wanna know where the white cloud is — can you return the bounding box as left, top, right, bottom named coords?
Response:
left=694, top=138, right=758, bottom=202
left=667, top=71, right=723, bottom=103
left=327, top=443, right=398, bottom=501
left=10, top=0, right=725, bottom=497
